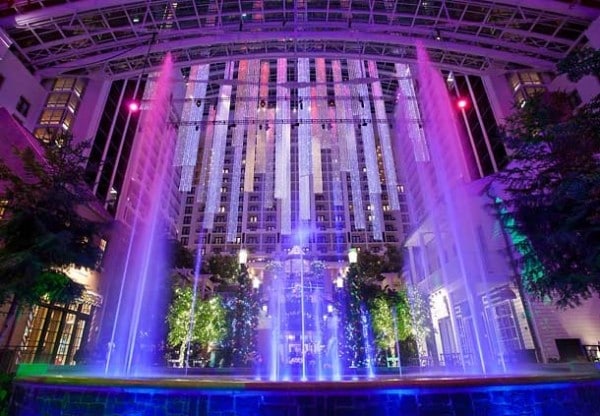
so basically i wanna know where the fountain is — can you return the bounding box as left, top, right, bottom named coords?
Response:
left=8, top=48, right=600, bottom=415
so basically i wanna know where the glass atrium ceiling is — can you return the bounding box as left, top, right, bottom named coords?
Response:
left=0, top=0, right=598, bottom=80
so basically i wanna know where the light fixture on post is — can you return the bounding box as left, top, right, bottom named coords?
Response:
left=238, top=248, right=248, bottom=265
left=348, top=248, right=358, bottom=264
left=127, top=33, right=157, bottom=113
left=252, top=276, right=261, bottom=289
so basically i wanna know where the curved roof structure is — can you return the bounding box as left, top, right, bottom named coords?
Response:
left=1, top=0, right=599, bottom=79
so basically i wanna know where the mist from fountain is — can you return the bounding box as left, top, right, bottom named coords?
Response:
left=263, top=251, right=342, bottom=381
left=100, top=53, right=175, bottom=377
left=393, top=42, right=502, bottom=373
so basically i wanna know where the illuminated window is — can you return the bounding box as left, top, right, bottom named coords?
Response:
left=40, top=109, right=64, bottom=125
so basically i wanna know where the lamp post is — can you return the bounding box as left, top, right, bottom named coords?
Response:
left=233, top=248, right=249, bottom=367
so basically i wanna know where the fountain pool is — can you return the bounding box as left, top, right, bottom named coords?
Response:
left=9, top=367, right=600, bottom=415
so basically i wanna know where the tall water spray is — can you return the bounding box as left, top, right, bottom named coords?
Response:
left=100, top=53, right=175, bottom=376
left=395, top=43, right=500, bottom=373
left=263, top=250, right=341, bottom=380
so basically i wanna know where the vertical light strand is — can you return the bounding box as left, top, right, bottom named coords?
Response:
left=332, top=60, right=349, bottom=172
left=336, top=60, right=365, bottom=230
left=255, top=61, right=270, bottom=173
left=298, top=57, right=312, bottom=221
left=264, top=108, right=276, bottom=208
left=396, top=63, right=430, bottom=162
left=175, top=64, right=209, bottom=191
left=195, top=106, right=216, bottom=204
left=367, top=60, right=400, bottom=210
left=242, top=59, right=260, bottom=192
left=227, top=61, right=249, bottom=242
left=312, top=58, right=326, bottom=194
left=328, top=105, right=344, bottom=207
left=348, top=59, right=383, bottom=240
left=280, top=60, right=292, bottom=235
left=243, top=60, right=261, bottom=192
left=203, top=61, right=234, bottom=230
left=244, top=122, right=257, bottom=191
left=275, top=58, right=290, bottom=200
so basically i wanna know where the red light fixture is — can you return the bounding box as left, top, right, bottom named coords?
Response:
left=456, top=97, right=469, bottom=110
left=128, top=101, right=140, bottom=112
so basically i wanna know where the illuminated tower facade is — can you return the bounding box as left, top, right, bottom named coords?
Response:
left=175, top=58, right=409, bottom=260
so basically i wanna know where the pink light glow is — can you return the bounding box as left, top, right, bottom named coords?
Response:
left=456, top=97, right=469, bottom=109
left=128, top=101, right=140, bottom=112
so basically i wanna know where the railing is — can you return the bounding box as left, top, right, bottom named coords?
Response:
left=0, top=345, right=72, bottom=373
left=583, top=345, right=600, bottom=362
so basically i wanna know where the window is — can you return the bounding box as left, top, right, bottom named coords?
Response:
left=19, top=299, right=96, bottom=366
left=16, top=96, right=31, bottom=117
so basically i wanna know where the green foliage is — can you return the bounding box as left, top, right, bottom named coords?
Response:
left=168, top=239, right=195, bottom=269
left=557, top=47, right=600, bottom=82
left=339, top=263, right=368, bottom=367
left=204, top=254, right=240, bottom=291
left=339, top=248, right=407, bottom=367
left=493, top=90, right=600, bottom=307
left=0, top=371, right=13, bottom=416
left=383, top=244, right=404, bottom=273
left=369, top=291, right=412, bottom=354
left=406, top=285, right=433, bottom=346
left=229, top=265, right=260, bottom=366
left=166, top=285, right=226, bottom=364
left=370, top=297, right=394, bottom=351
left=0, top=133, right=107, bottom=308
left=166, top=286, right=194, bottom=348
left=200, top=254, right=260, bottom=366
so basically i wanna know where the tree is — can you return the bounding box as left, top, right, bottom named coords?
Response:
left=202, top=254, right=259, bottom=366
left=339, top=250, right=389, bottom=367
left=205, top=254, right=240, bottom=291
left=556, top=47, right=600, bottom=82
left=382, top=244, right=404, bottom=274
left=166, top=285, right=226, bottom=366
left=370, top=290, right=412, bottom=362
left=168, top=238, right=195, bottom=269
left=406, top=285, right=435, bottom=362
left=229, top=263, right=260, bottom=367
left=492, top=88, right=600, bottom=307
left=0, top=134, right=107, bottom=344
